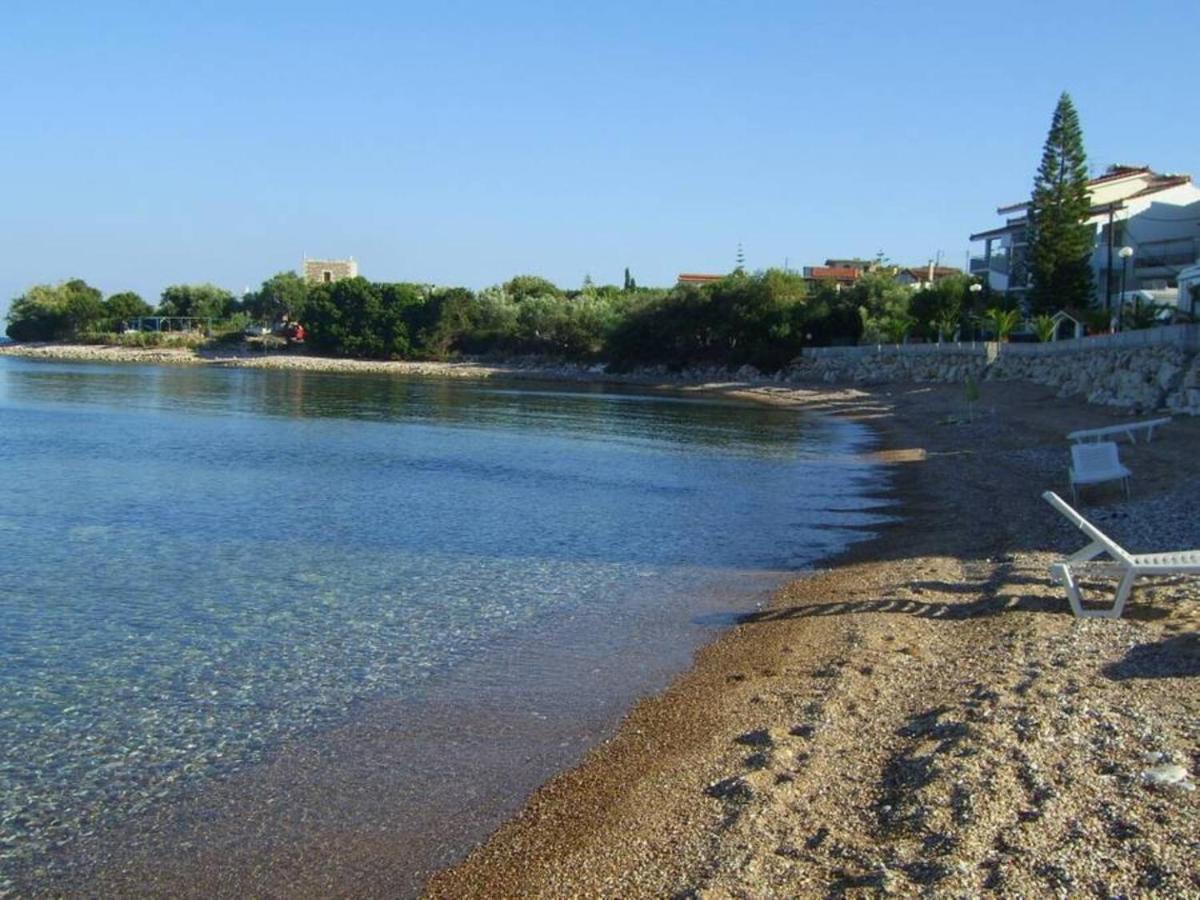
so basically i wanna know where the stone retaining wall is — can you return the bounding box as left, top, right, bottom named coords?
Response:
left=788, top=349, right=990, bottom=387
left=988, top=345, right=1200, bottom=415
left=789, top=335, right=1200, bottom=415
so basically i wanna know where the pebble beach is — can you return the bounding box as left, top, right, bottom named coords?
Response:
left=428, top=380, right=1200, bottom=898
left=3, top=341, right=1198, bottom=896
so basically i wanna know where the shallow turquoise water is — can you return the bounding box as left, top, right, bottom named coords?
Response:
left=0, top=358, right=889, bottom=888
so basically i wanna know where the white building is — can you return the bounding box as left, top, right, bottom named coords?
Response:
left=893, top=265, right=963, bottom=290
left=969, top=165, right=1200, bottom=310
left=1179, top=262, right=1200, bottom=317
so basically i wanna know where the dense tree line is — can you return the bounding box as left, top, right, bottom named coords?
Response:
left=5, top=280, right=152, bottom=341
left=7, top=268, right=1010, bottom=371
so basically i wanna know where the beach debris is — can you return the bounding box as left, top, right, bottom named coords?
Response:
left=733, top=729, right=772, bottom=748
left=743, top=752, right=770, bottom=770
left=705, top=776, right=753, bottom=803
left=1140, top=763, right=1195, bottom=792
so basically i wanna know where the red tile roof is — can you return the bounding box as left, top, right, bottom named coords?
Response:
left=1088, top=165, right=1151, bottom=186
left=1126, top=175, right=1192, bottom=199
left=804, top=266, right=861, bottom=282
left=898, top=266, right=961, bottom=281
left=677, top=273, right=725, bottom=284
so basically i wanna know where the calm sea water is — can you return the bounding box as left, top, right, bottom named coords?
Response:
left=0, top=358, right=890, bottom=891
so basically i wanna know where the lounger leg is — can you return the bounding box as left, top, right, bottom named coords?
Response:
left=1110, top=569, right=1137, bottom=619
left=1053, top=564, right=1136, bottom=619
left=1056, top=565, right=1089, bottom=618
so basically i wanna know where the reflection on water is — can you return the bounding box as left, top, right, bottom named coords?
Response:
left=0, top=358, right=890, bottom=891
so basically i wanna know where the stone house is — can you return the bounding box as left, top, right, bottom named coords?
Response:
left=303, top=258, right=359, bottom=285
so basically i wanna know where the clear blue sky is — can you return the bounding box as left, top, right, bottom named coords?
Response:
left=2, top=0, right=1197, bottom=316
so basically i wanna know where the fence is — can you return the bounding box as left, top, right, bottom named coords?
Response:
left=803, top=323, right=1200, bottom=362
left=804, top=341, right=988, bottom=360
left=999, top=323, right=1199, bottom=356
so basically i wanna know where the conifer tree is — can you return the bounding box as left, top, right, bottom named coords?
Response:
left=1027, top=92, right=1095, bottom=313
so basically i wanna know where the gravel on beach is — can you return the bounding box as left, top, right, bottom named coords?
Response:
left=3, top=343, right=1198, bottom=897
left=429, top=381, right=1200, bottom=899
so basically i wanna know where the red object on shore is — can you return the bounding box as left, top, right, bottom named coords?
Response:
left=293, top=324, right=305, bottom=342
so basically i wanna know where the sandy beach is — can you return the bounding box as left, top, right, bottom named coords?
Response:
left=3, top=343, right=1198, bottom=896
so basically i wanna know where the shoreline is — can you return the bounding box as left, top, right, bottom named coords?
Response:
left=0, top=351, right=885, bottom=898
left=0, top=341, right=690, bottom=382
left=0, top=341, right=847, bottom=396
left=4, top=345, right=1198, bottom=895
left=427, top=381, right=1200, bottom=897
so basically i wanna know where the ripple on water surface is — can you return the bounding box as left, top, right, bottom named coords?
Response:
left=0, top=359, right=892, bottom=891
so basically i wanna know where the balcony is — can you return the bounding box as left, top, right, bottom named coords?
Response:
left=1134, top=239, right=1197, bottom=271
left=1137, top=251, right=1198, bottom=270
left=968, top=255, right=1010, bottom=275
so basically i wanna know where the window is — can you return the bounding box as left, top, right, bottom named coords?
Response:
left=323, top=270, right=332, bottom=283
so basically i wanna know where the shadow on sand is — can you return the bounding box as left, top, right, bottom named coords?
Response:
left=1103, top=633, right=1200, bottom=681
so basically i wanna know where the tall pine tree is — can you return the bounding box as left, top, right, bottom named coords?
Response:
left=1027, top=92, right=1095, bottom=313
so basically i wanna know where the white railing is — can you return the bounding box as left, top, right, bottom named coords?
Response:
left=802, top=324, right=1200, bottom=362
left=804, top=341, right=988, bottom=360
left=999, top=323, right=1200, bottom=356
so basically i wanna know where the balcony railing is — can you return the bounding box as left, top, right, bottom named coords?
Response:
left=1136, top=251, right=1198, bottom=269
left=969, top=257, right=988, bottom=273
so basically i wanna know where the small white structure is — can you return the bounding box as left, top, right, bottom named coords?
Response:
left=1178, top=263, right=1200, bottom=317
left=1050, top=309, right=1085, bottom=340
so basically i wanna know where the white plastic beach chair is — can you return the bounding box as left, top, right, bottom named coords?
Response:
left=1067, top=416, right=1171, bottom=445
left=1043, top=490, right=1200, bottom=619
left=1068, top=441, right=1131, bottom=502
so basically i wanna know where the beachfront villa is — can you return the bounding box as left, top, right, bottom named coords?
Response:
left=303, top=257, right=359, bottom=285
left=969, top=164, right=1200, bottom=309
left=801, top=264, right=862, bottom=291
left=893, top=264, right=963, bottom=290
left=801, top=258, right=962, bottom=292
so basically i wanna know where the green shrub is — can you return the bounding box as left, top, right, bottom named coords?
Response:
left=1031, top=314, right=1057, bottom=342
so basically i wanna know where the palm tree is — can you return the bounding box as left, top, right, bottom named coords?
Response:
left=1031, top=314, right=1057, bottom=342
left=985, top=307, right=1022, bottom=342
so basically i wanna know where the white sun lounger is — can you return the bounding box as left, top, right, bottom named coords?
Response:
left=1067, top=416, right=1171, bottom=445
left=1068, top=441, right=1131, bottom=503
left=1043, top=490, right=1200, bottom=619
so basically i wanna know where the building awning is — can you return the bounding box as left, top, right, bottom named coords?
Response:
left=969, top=224, right=1022, bottom=241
